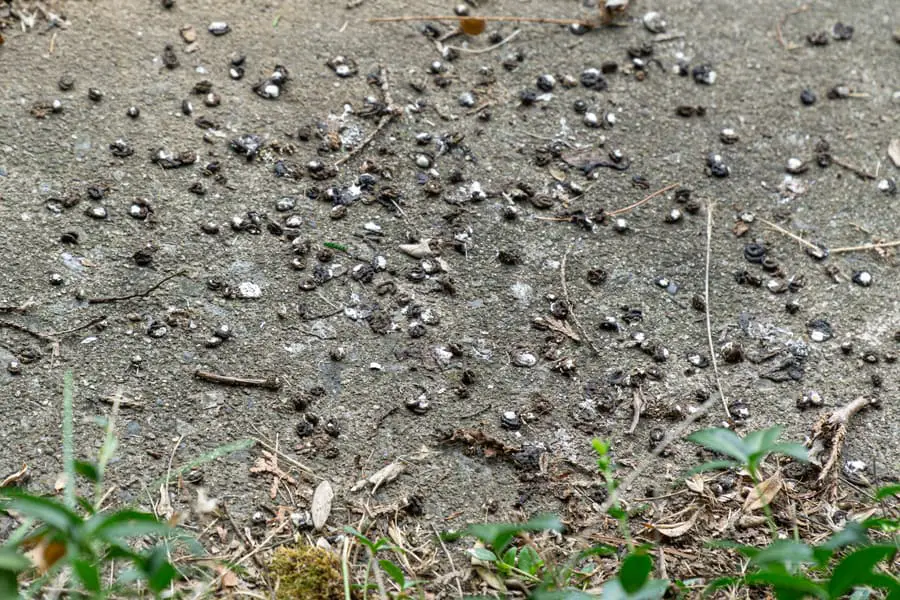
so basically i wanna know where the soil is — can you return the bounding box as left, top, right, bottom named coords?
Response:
left=0, top=0, right=898, bottom=593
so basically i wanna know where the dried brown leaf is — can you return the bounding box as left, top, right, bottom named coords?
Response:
left=743, top=472, right=783, bottom=512
left=648, top=510, right=699, bottom=539
left=473, top=565, right=506, bottom=591
left=311, top=480, right=334, bottom=531
left=685, top=474, right=705, bottom=494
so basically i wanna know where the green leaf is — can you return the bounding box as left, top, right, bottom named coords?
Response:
left=875, top=484, right=900, bottom=500
left=687, top=429, right=749, bottom=463
left=602, top=577, right=668, bottom=600
left=465, top=514, right=562, bottom=554
left=742, top=426, right=783, bottom=456
left=745, top=571, right=827, bottom=597
left=467, top=547, right=498, bottom=562
left=518, top=546, right=541, bottom=575
left=828, top=545, right=898, bottom=598
left=820, top=521, right=869, bottom=551
left=577, top=544, right=616, bottom=560
left=750, top=540, right=814, bottom=567
left=0, top=549, right=30, bottom=572
left=702, top=576, right=739, bottom=596
left=0, top=570, right=19, bottom=600
left=859, top=517, right=900, bottom=534
left=73, top=460, right=99, bottom=483
left=501, top=547, right=517, bottom=567
left=142, top=546, right=177, bottom=593
left=767, top=443, right=810, bottom=463
left=2, top=492, right=82, bottom=532
left=685, top=460, right=739, bottom=476
left=378, top=560, right=405, bottom=587
left=619, top=553, right=652, bottom=594
left=531, top=589, right=599, bottom=600
left=85, top=510, right=170, bottom=541
left=71, top=558, right=101, bottom=592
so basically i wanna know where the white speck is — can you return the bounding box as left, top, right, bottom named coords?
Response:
left=237, top=282, right=261, bottom=299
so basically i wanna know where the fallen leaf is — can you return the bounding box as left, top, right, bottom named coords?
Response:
left=53, top=473, right=68, bottom=493
left=311, top=480, right=334, bottom=531
left=27, top=538, right=66, bottom=574
left=217, top=565, right=239, bottom=589
left=889, top=139, right=900, bottom=168
left=732, top=220, right=750, bottom=237
left=474, top=566, right=507, bottom=592
left=398, top=240, right=435, bottom=259
left=649, top=510, right=699, bottom=538
left=158, top=483, right=174, bottom=520
left=685, top=474, right=705, bottom=494
left=369, top=461, right=405, bottom=494
left=1, top=464, right=28, bottom=487
left=743, top=472, right=783, bottom=512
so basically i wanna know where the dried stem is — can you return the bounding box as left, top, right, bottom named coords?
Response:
left=368, top=15, right=591, bottom=26
left=445, top=29, right=521, bottom=53
left=88, top=270, right=186, bottom=305
left=607, top=182, right=680, bottom=217
left=194, top=369, right=282, bottom=391
left=831, top=240, right=900, bottom=254
left=807, top=396, right=876, bottom=485
left=775, top=4, right=810, bottom=50
left=705, top=202, right=731, bottom=419
left=335, top=67, right=398, bottom=168
left=758, top=218, right=822, bottom=252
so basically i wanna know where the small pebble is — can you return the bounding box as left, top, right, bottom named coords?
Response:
left=800, top=88, right=817, bottom=105
left=851, top=270, right=872, bottom=287
left=720, top=128, right=739, bottom=144
left=208, top=21, right=230, bottom=36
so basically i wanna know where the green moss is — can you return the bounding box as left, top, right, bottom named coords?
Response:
left=269, top=544, right=348, bottom=600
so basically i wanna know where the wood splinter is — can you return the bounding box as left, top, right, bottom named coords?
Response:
left=194, top=369, right=282, bottom=391
left=806, top=396, right=877, bottom=486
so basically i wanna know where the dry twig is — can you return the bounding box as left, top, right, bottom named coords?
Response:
left=335, top=67, right=399, bottom=168
left=705, top=202, right=731, bottom=419
left=607, top=182, right=680, bottom=217
left=560, top=246, right=603, bottom=357
left=775, top=4, right=810, bottom=50
left=194, top=369, right=282, bottom=391
left=831, top=240, right=900, bottom=254
left=88, top=270, right=186, bottom=305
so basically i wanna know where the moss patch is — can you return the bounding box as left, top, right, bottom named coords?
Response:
left=269, top=544, right=348, bottom=600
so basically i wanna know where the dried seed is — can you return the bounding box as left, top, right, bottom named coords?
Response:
left=720, top=128, right=739, bottom=144
left=58, top=74, right=75, bottom=91
left=730, top=402, right=750, bottom=420
left=800, top=88, right=817, bottom=106
left=500, top=410, right=521, bottom=430
left=721, top=341, right=744, bottom=363
left=807, top=318, right=833, bottom=342
left=87, top=88, right=103, bottom=102
left=785, top=157, right=808, bottom=174
left=797, top=390, right=823, bottom=409
left=692, top=64, right=717, bottom=85
left=208, top=21, right=230, bottom=35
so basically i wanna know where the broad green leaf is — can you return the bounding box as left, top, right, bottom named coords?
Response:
left=518, top=546, right=541, bottom=575
left=501, top=547, right=517, bottom=567
left=743, top=426, right=783, bottom=455
left=85, top=510, right=170, bottom=541
left=2, top=492, right=82, bottom=532
left=577, top=544, right=616, bottom=560
left=0, top=571, right=19, bottom=599
left=860, top=517, right=900, bottom=534
left=602, top=577, right=668, bottom=600
left=465, top=514, right=562, bottom=554
left=745, top=572, right=827, bottom=597
left=751, top=540, right=814, bottom=567
left=619, top=553, right=652, bottom=594
left=820, top=522, right=869, bottom=551
left=687, top=429, right=749, bottom=463
left=73, top=461, right=99, bottom=483
left=828, top=545, right=898, bottom=598
left=378, top=560, right=405, bottom=587
left=875, top=484, right=900, bottom=500
left=767, top=443, right=810, bottom=463
left=0, top=549, right=30, bottom=572
left=71, top=558, right=101, bottom=592
left=702, top=576, right=739, bottom=596
left=467, top=547, right=498, bottom=562
left=142, top=546, right=177, bottom=592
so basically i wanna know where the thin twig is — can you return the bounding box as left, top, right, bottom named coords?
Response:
left=831, top=240, right=900, bottom=254
left=249, top=433, right=315, bottom=476
left=194, top=369, right=282, bottom=390
left=831, top=156, right=876, bottom=180
left=445, top=29, right=521, bottom=53
left=43, top=316, right=107, bottom=338
left=758, top=218, right=822, bottom=253
left=775, top=4, right=809, bottom=50
left=431, top=523, right=464, bottom=598
left=368, top=15, right=591, bottom=26
left=335, top=67, right=398, bottom=168
left=560, top=246, right=603, bottom=357
left=705, top=201, right=731, bottom=419
left=87, top=270, right=186, bottom=304
left=607, top=182, right=680, bottom=217
left=0, top=299, right=35, bottom=314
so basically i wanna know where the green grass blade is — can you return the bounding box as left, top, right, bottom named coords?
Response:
left=62, top=370, right=76, bottom=510
left=149, top=438, right=255, bottom=488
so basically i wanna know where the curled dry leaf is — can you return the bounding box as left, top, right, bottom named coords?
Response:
left=398, top=239, right=436, bottom=259
left=351, top=461, right=405, bottom=494
left=195, top=488, right=218, bottom=515
left=648, top=509, right=699, bottom=538
left=157, top=483, right=174, bottom=520
left=742, top=472, right=783, bottom=512
left=311, top=480, right=334, bottom=531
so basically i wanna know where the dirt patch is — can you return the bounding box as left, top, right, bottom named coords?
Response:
left=1, top=0, right=897, bottom=593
